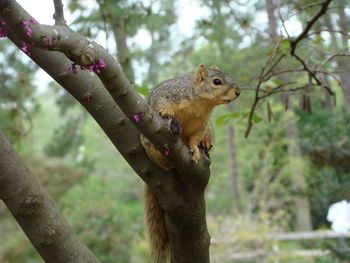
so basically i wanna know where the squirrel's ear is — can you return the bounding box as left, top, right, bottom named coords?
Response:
left=210, top=65, right=220, bottom=70
left=194, top=64, right=208, bottom=85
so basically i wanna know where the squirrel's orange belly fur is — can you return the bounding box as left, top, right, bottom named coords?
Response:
left=168, top=99, right=212, bottom=144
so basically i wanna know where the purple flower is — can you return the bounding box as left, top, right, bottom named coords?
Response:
left=21, top=42, right=32, bottom=57
left=0, top=28, right=7, bottom=38
left=65, top=65, right=77, bottom=75
left=46, top=38, right=53, bottom=45
left=83, top=58, right=107, bottom=74
left=132, top=114, right=141, bottom=122
left=0, top=19, right=7, bottom=38
left=22, top=18, right=38, bottom=37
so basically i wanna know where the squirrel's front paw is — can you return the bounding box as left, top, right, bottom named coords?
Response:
left=158, top=109, right=174, bottom=119
left=189, top=145, right=200, bottom=164
left=170, top=119, right=181, bottom=136
left=199, top=141, right=212, bottom=158
left=199, top=141, right=212, bottom=152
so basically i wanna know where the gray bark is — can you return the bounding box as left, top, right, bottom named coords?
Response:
left=0, top=130, right=100, bottom=263
left=0, top=1, right=212, bottom=262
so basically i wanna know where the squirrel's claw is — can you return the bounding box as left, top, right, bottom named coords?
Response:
left=199, top=142, right=212, bottom=159
left=158, top=109, right=175, bottom=119
left=199, top=141, right=212, bottom=152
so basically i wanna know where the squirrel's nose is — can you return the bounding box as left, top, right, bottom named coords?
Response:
left=235, top=87, right=241, bottom=97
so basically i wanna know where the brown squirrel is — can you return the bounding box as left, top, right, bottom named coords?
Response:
left=141, top=64, right=240, bottom=262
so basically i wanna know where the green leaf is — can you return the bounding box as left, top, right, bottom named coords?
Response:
left=315, top=34, right=325, bottom=41
left=281, top=39, right=291, bottom=49
left=135, top=84, right=149, bottom=96
left=215, top=112, right=241, bottom=126
left=239, top=76, right=249, bottom=81
left=252, top=113, right=262, bottom=123
left=272, top=79, right=284, bottom=86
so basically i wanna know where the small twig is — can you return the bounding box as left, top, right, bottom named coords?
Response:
left=278, top=11, right=291, bottom=40
left=261, top=54, right=286, bottom=80
left=245, top=66, right=265, bottom=138
left=259, top=84, right=318, bottom=100
left=290, top=0, right=332, bottom=54
left=306, top=29, right=350, bottom=38
left=263, top=67, right=341, bottom=81
left=53, top=0, right=66, bottom=26
left=285, top=1, right=324, bottom=20
left=289, top=0, right=334, bottom=95
left=320, top=48, right=350, bottom=68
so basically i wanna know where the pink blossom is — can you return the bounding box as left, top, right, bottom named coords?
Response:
left=21, top=42, right=32, bottom=57
left=46, top=38, right=53, bottom=45
left=0, top=19, right=7, bottom=38
left=0, top=28, right=7, bottom=38
left=83, top=58, right=107, bottom=74
left=132, top=114, right=141, bottom=122
left=97, top=58, right=106, bottom=68
left=22, top=18, right=38, bottom=37
left=65, top=65, right=77, bottom=75
left=164, top=149, right=170, bottom=156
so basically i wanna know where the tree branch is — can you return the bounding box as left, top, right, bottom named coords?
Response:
left=0, top=1, right=212, bottom=262
left=0, top=0, right=210, bottom=192
left=306, top=29, right=350, bottom=39
left=53, top=0, right=66, bottom=26
left=290, top=0, right=333, bottom=53
left=289, top=0, right=335, bottom=95
left=0, top=129, right=100, bottom=263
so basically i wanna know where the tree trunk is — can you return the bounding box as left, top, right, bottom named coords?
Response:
left=265, top=0, right=312, bottom=231
left=113, top=20, right=134, bottom=82
left=265, top=0, right=277, bottom=39
left=285, top=115, right=313, bottom=231
left=335, top=8, right=350, bottom=109
left=227, top=104, right=241, bottom=211
left=165, top=193, right=210, bottom=263
left=325, top=10, right=350, bottom=109
left=0, top=1, right=213, bottom=262
left=146, top=32, right=160, bottom=87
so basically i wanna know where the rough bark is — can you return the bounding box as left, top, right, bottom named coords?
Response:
left=0, top=130, right=100, bottom=263
left=0, top=1, right=212, bottom=262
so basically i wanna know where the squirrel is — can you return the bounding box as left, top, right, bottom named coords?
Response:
left=141, top=64, right=240, bottom=262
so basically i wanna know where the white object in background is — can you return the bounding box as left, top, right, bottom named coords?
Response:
left=327, top=200, right=350, bottom=233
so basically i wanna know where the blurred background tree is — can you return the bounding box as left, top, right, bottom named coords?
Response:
left=1, top=0, right=349, bottom=262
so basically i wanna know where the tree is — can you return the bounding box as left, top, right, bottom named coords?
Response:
left=0, top=0, right=346, bottom=262
left=0, top=1, right=210, bottom=262
left=265, top=0, right=313, bottom=231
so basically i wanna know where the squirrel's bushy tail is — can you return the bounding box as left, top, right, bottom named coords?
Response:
left=144, top=185, right=170, bottom=263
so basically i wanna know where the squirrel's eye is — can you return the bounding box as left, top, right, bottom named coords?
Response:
left=213, top=79, right=222, bottom=85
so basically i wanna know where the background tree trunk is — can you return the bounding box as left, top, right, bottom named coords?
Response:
left=227, top=103, right=242, bottom=211
left=265, top=0, right=313, bottom=231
